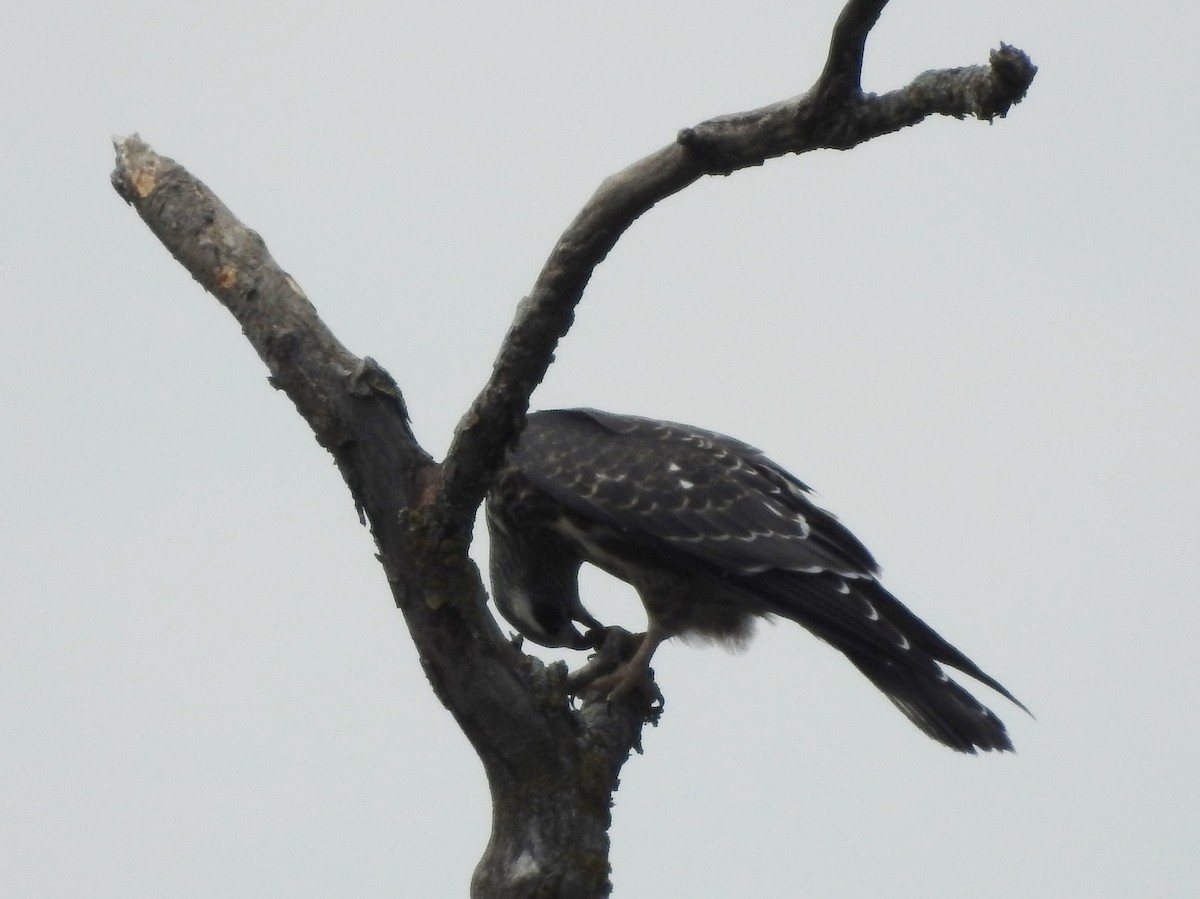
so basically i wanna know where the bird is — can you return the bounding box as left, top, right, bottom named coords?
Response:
left=485, top=408, right=1027, bottom=753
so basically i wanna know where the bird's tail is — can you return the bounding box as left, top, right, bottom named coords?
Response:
left=749, top=572, right=1025, bottom=753
left=845, top=652, right=1014, bottom=753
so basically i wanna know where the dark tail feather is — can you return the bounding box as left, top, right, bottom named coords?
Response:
left=745, top=571, right=1027, bottom=750
left=857, top=581, right=1031, bottom=717
left=848, top=653, right=1014, bottom=753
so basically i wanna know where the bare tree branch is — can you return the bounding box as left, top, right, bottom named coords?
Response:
left=819, top=0, right=889, bottom=95
left=428, top=24, right=1035, bottom=545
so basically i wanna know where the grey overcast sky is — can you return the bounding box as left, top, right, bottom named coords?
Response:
left=3, top=1, right=1196, bottom=896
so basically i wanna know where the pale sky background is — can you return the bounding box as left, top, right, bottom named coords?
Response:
left=3, top=1, right=1197, bottom=896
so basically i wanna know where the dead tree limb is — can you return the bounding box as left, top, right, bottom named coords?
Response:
left=112, top=2, right=1034, bottom=895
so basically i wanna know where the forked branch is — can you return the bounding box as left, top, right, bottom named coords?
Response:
left=112, top=2, right=1035, bottom=896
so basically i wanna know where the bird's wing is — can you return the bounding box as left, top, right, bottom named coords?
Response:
left=515, top=408, right=878, bottom=579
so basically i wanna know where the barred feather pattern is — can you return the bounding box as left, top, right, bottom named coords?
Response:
left=485, top=408, right=1026, bottom=753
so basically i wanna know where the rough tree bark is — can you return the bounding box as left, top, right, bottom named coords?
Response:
left=111, top=2, right=1035, bottom=896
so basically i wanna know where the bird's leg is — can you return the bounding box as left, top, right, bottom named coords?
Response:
left=578, top=623, right=669, bottom=701
left=566, top=626, right=641, bottom=694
